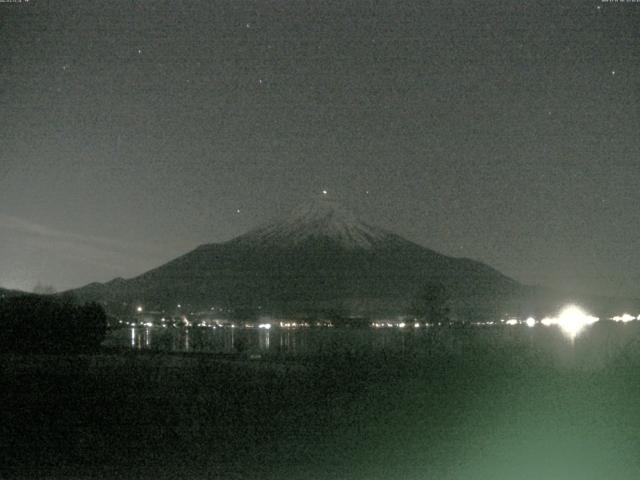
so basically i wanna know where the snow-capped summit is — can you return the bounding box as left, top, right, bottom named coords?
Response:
left=231, top=197, right=389, bottom=249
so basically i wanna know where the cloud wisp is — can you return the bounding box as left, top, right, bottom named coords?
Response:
left=0, top=213, right=178, bottom=289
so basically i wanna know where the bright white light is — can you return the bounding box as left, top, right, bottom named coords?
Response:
left=414, top=322, right=420, bottom=328
left=398, top=322, right=406, bottom=328
left=541, top=317, right=556, bottom=327
left=322, top=189, right=328, bottom=195
left=505, top=319, right=518, bottom=326
left=136, top=306, right=143, bottom=313
left=258, top=323, right=272, bottom=330
left=556, top=305, right=599, bottom=339
left=612, top=313, right=635, bottom=323
left=525, top=317, right=536, bottom=328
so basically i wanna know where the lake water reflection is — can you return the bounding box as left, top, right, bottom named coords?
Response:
left=104, top=322, right=640, bottom=368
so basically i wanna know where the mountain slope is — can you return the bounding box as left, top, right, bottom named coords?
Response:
left=72, top=198, right=524, bottom=318
left=0, top=287, right=31, bottom=299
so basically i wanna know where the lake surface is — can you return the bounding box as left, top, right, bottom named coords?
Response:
left=104, top=322, right=640, bottom=369
left=7, top=321, right=640, bottom=479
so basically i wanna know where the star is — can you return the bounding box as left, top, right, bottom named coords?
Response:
left=137, top=48, right=142, bottom=55
left=236, top=209, right=241, bottom=214
left=611, top=70, right=616, bottom=76
left=322, top=190, right=328, bottom=195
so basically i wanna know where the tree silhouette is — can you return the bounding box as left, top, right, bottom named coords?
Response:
left=411, top=282, right=451, bottom=323
left=0, top=295, right=107, bottom=353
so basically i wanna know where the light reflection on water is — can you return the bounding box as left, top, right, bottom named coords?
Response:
left=104, top=322, right=640, bottom=368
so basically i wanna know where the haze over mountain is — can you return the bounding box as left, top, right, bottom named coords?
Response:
left=71, top=198, right=638, bottom=320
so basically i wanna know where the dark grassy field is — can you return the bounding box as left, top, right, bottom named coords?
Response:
left=3, top=327, right=640, bottom=479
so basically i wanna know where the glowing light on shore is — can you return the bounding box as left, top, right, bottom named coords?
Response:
left=525, top=317, right=536, bottom=328
left=556, top=305, right=598, bottom=339
left=505, top=319, right=518, bottom=326
left=541, top=317, right=555, bottom=327
left=538, top=306, right=599, bottom=339
left=611, top=313, right=636, bottom=323
left=258, top=323, right=272, bottom=330
left=136, top=306, right=143, bottom=313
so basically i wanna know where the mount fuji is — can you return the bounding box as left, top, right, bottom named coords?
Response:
left=72, top=198, right=528, bottom=319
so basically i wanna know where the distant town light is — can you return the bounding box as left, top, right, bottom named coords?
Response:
left=505, top=319, right=518, bottom=326
left=258, top=323, right=272, bottom=330
left=612, top=313, right=635, bottom=323
left=525, top=317, right=536, bottom=328
left=136, top=306, right=143, bottom=313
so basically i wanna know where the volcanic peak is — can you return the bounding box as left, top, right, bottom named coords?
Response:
left=231, top=198, right=389, bottom=249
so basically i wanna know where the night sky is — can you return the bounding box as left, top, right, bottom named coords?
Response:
left=0, top=0, right=638, bottom=297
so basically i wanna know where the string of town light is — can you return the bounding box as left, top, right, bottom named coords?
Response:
left=126, top=304, right=640, bottom=341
